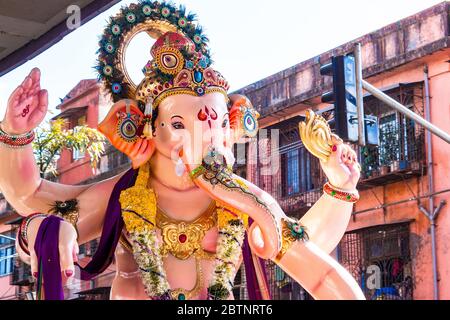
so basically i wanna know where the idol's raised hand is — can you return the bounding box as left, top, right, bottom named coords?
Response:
left=320, top=134, right=361, bottom=191
left=2, top=68, right=48, bottom=135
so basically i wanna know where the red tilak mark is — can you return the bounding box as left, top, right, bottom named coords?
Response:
left=198, top=106, right=218, bottom=125
left=197, top=109, right=207, bottom=121
left=332, top=145, right=337, bottom=152
left=210, top=108, right=218, bottom=120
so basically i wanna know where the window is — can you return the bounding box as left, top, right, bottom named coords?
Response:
left=299, top=147, right=313, bottom=192
left=99, top=155, right=109, bottom=173
left=379, top=113, right=399, bottom=165
left=360, top=84, right=425, bottom=178
left=285, top=150, right=299, bottom=196
left=338, top=223, right=413, bottom=300
left=72, top=115, right=87, bottom=161
left=0, top=231, right=16, bottom=276
left=282, top=148, right=314, bottom=197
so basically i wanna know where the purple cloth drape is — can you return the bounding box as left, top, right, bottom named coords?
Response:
left=34, top=168, right=137, bottom=299
left=242, top=218, right=271, bottom=300
left=34, top=215, right=64, bottom=300
left=78, top=168, right=137, bottom=280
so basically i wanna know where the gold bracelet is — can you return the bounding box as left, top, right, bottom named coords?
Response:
left=19, top=213, right=48, bottom=255
left=189, top=165, right=206, bottom=180
left=273, top=218, right=308, bottom=263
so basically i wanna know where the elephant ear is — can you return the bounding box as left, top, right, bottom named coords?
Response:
left=229, top=94, right=260, bottom=144
left=98, top=99, right=155, bottom=169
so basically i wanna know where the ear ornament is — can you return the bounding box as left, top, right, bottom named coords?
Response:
left=116, top=100, right=142, bottom=143
left=141, top=98, right=154, bottom=140
left=240, top=106, right=260, bottom=138
left=229, top=94, right=260, bottom=141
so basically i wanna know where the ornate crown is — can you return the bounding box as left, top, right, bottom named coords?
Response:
left=136, top=31, right=229, bottom=108
left=96, top=1, right=260, bottom=148
left=96, top=1, right=229, bottom=111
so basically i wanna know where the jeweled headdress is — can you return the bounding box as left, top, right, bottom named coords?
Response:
left=97, top=1, right=259, bottom=167
left=96, top=1, right=228, bottom=111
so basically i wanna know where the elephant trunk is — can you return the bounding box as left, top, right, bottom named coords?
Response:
left=183, top=149, right=283, bottom=260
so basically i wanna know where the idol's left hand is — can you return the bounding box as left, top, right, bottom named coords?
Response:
left=320, top=134, right=361, bottom=191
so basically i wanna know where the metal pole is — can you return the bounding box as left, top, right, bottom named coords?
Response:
left=354, top=43, right=365, bottom=146
left=424, top=65, right=439, bottom=300
left=430, top=218, right=439, bottom=298
left=362, top=80, right=450, bottom=144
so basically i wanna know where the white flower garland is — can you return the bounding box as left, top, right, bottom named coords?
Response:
left=208, top=216, right=246, bottom=299
left=129, top=227, right=170, bottom=298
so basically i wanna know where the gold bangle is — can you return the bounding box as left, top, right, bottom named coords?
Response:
left=189, top=165, right=206, bottom=180
left=273, top=218, right=308, bottom=263
left=323, top=182, right=359, bottom=203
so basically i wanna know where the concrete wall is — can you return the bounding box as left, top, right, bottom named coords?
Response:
left=238, top=2, right=450, bottom=300
left=349, top=50, right=450, bottom=300
left=236, top=2, right=449, bottom=128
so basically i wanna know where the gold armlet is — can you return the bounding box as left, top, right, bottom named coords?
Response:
left=49, top=199, right=80, bottom=239
left=274, top=218, right=309, bottom=264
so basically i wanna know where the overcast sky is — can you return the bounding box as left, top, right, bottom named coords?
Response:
left=0, top=0, right=444, bottom=118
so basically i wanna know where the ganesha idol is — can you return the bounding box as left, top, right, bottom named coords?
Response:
left=0, top=1, right=365, bottom=300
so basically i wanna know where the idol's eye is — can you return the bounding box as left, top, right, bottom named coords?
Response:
left=171, top=121, right=185, bottom=130
left=222, top=118, right=229, bottom=128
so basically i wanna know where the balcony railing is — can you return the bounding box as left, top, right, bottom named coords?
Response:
left=277, top=188, right=322, bottom=214
left=252, top=83, right=426, bottom=211
left=357, top=84, right=426, bottom=188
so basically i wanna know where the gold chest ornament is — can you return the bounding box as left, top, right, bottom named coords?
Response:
left=156, top=201, right=217, bottom=260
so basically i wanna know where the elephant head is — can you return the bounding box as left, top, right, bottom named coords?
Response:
left=97, top=30, right=283, bottom=259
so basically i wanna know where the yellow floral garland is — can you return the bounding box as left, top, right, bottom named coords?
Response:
left=120, top=163, right=157, bottom=234
left=119, top=163, right=249, bottom=300
left=216, top=204, right=249, bottom=229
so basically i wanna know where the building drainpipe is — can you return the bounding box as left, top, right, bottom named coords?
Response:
left=421, top=65, right=444, bottom=300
